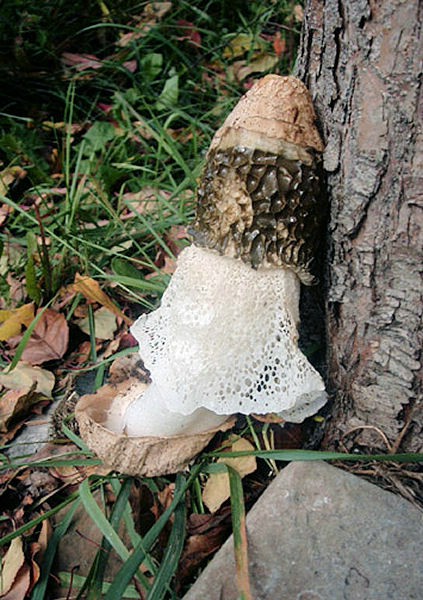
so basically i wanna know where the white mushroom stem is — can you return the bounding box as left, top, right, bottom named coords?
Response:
left=111, top=245, right=326, bottom=437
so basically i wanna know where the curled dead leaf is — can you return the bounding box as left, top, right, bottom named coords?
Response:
left=71, top=273, right=132, bottom=325
left=0, top=537, right=32, bottom=600
left=0, top=390, right=52, bottom=435
left=202, top=438, right=257, bottom=513
left=0, top=166, right=27, bottom=197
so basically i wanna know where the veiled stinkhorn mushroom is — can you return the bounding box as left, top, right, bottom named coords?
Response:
left=75, top=75, right=327, bottom=475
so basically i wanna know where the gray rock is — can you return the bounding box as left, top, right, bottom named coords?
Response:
left=184, top=461, right=423, bottom=600
left=5, top=401, right=59, bottom=459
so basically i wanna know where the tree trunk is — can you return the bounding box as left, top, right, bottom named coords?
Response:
left=296, top=0, right=422, bottom=452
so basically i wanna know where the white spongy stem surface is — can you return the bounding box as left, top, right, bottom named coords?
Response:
left=130, top=245, right=326, bottom=422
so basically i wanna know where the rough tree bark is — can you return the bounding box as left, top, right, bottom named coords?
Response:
left=296, top=0, right=422, bottom=452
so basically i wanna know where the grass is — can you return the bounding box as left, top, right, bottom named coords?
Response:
left=1, top=2, right=422, bottom=599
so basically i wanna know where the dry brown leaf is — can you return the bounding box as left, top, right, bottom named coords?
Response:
left=0, top=537, right=26, bottom=596
left=0, top=362, right=55, bottom=397
left=0, top=362, right=54, bottom=435
left=178, top=509, right=232, bottom=583
left=16, top=309, right=69, bottom=365
left=0, top=166, right=27, bottom=197
left=146, top=253, right=177, bottom=279
left=0, top=304, right=34, bottom=342
left=232, top=54, right=279, bottom=82
left=0, top=565, right=31, bottom=600
left=251, top=412, right=284, bottom=424
left=71, top=273, right=132, bottom=325
left=0, top=203, right=14, bottom=227
left=120, top=187, right=171, bottom=218
left=0, top=388, right=50, bottom=434
left=61, top=52, right=103, bottom=71
left=117, top=2, right=172, bottom=47
left=76, top=307, right=117, bottom=340
left=202, top=438, right=257, bottom=513
left=37, top=520, right=52, bottom=560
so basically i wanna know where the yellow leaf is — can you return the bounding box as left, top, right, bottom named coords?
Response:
left=72, top=273, right=131, bottom=325
left=234, top=54, right=279, bottom=82
left=0, top=362, right=55, bottom=397
left=0, top=537, right=25, bottom=595
left=0, top=303, right=34, bottom=341
left=223, top=33, right=256, bottom=59
left=202, top=438, right=257, bottom=513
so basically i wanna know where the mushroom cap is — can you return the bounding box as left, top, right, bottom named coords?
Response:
left=192, top=75, right=325, bottom=280
left=210, top=75, right=324, bottom=157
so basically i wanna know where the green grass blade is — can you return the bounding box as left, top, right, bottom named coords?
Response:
left=0, top=485, right=93, bottom=547
left=82, top=478, right=152, bottom=599
left=79, top=478, right=131, bottom=562
left=206, top=449, right=423, bottom=463
left=109, top=479, right=158, bottom=578
left=147, top=496, right=186, bottom=600
left=31, top=499, right=81, bottom=600
left=104, top=468, right=201, bottom=600
left=59, top=573, right=139, bottom=598
left=83, top=480, right=133, bottom=599
left=227, top=465, right=252, bottom=600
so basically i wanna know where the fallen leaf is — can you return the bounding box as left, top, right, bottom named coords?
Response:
left=0, top=537, right=26, bottom=596
left=146, top=252, right=177, bottom=278
left=233, top=54, right=279, bottom=82
left=76, top=307, right=117, bottom=340
left=273, top=32, right=286, bottom=58
left=0, top=362, right=55, bottom=397
left=0, top=388, right=50, bottom=434
left=251, top=412, right=284, bottom=424
left=0, top=166, right=27, bottom=197
left=62, top=340, right=92, bottom=368
left=15, top=309, right=69, bottom=365
left=176, top=19, right=202, bottom=47
left=0, top=203, right=14, bottom=227
left=117, top=2, right=172, bottom=47
left=71, top=273, right=132, bottom=325
left=123, top=59, right=137, bottom=73
left=202, top=438, right=257, bottom=513
left=120, top=187, right=171, bottom=218
left=0, top=304, right=34, bottom=342
left=178, top=509, right=232, bottom=584
left=223, top=33, right=257, bottom=59
left=61, top=52, right=104, bottom=71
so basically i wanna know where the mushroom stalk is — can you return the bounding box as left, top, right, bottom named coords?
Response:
left=113, top=75, right=327, bottom=438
